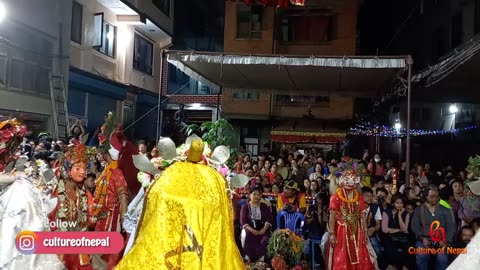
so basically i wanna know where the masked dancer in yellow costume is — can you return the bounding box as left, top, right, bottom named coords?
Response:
left=115, top=137, right=245, bottom=270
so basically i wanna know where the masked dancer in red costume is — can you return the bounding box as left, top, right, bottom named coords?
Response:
left=91, top=112, right=129, bottom=269
left=325, top=158, right=377, bottom=270
left=49, top=141, right=97, bottom=269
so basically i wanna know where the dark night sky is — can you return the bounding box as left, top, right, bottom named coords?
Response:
left=172, top=0, right=225, bottom=51
left=357, top=0, right=419, bottom=55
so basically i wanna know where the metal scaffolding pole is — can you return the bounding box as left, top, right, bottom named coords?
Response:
left=405, top=55, right=413, bottom=186
left=156, top=50, right=166, bottom=141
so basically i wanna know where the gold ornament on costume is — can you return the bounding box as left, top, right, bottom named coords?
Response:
left=187, top=139, right=204, bottom=163
left=62, top=143, right=97, bottom=168
left=336, top=188, right=359, bottom=204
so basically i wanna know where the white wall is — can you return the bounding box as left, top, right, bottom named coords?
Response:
left=70, top=0, right=171, bottom=94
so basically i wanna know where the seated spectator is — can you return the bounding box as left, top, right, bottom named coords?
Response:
left=271, top=183, right=281, bottom=194
left=404, top=187, right=422, bottom=206
left=382, top=194, right=412, bottom=270
left=451, top=179, right=464, bottom=213
left=399, top=172, right=421, bottom=196
left=304, top=194, right=325, bottom=268
left=450, top=226, right=474, bottom=262
left=273, top=174, right=284, bottom=190
left=302, top=179, right=310, bottom=193
left=375, top=187, right=389, bottom=211
left=411, top=187, right=456, bottom=270
left=308, top=180, right=320, bottom=197
left=260, top=160, right=271, bottom=176
left=265, top=164, right=279, bottom=184
left=368, top=154, right=385, bottom=182
left=471, top=217, right=480, bottom=234
left=362, top=187, right=383, bottom=260
left=276, top=180, right=307, bottom=214
left=276, top=158, right=289, bottom=180
left=405, top=200, right=416, bottom=216
left=240, top=185, right=272, bottom=263
left=309, top=163, right=324, bottom=181
left=439, top=186, right=454, bottom=210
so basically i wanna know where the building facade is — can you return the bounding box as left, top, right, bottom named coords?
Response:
left=0, top=0, right=173, bottom=140
left=221, top=0, right=359, bottom=156
left=68, top=0, right=173, bottom=140
left=162, top=0, right=225, bottom=134
left=0, top=0, right=71, bottom=135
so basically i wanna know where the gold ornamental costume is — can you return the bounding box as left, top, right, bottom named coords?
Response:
left=115, top=139, right=245, bottom=270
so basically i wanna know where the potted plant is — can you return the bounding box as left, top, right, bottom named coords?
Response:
left=267, top=229, right=304, bottom=270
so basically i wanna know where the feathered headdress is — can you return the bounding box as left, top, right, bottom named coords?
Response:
left=329, top=157, right=366, bottom=191
left=333, top=157, right=366, bottom=178
left=0, top=119, right=27, bottom=172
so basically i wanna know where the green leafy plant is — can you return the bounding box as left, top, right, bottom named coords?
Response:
left=267, top=229, right=304, bottom=268
left=98, top=112, right=117, bottom=153
left=185, top=119, right=238, bottom=167
left=466, top=155, right=480, bottom=180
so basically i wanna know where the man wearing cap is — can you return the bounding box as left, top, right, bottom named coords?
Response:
left=276, top=180, right=307, bottom=214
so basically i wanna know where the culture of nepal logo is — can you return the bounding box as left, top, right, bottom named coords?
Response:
left=408, top=221, right=467, bottom=255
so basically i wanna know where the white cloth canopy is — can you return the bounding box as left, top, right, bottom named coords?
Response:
left=166, top=50, right=408, bottom=97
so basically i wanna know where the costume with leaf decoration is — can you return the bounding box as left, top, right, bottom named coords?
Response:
left=92, top=113, right=129, bottom=269
left=0, top=119, right=64, bottom=270
left=97, top=112, right=140, bottom=198
left=448, top=155, right=480, bottom=270
left=325, top=158, right=376, bottom=270
left=116, top=136, right=245, bottom=270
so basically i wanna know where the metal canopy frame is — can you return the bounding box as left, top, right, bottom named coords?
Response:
left=160, top=50, right=413, bottom=181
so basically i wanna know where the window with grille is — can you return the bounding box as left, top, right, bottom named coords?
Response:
left=276, top=95, right=329, bottom=106
left=93, top=13, right=116, bottom=58
left=236, top=3, right=263, bottom=39
left=133, top=33, right=154, bottom=75
left=233, top=89, right=260, bottom=100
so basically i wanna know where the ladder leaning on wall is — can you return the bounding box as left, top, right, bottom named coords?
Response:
left=49, top=73, right=70, bottom=139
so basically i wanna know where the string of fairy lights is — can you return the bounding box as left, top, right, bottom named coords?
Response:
left=347, top=123, right=477, bottom=137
